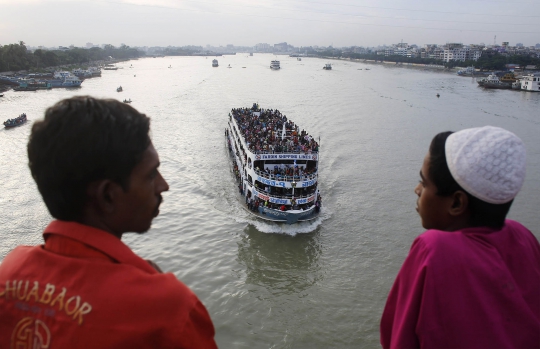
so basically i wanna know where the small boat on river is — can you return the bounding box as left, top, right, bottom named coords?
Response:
left=117, top=86, right=123, bottom=92
left=212, top=59, right=219, bottom=67
left=323, top=63, right=332, bottom=70
left=4, top=113, right=27, bottom=128
left=226, top=103, right=321, bottom=224
left=270, top=60, right=281, bottom=70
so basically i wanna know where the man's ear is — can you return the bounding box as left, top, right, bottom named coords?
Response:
left=449, top=190, right=469, bottom=216
left=87, top=180, right=120, bottom=213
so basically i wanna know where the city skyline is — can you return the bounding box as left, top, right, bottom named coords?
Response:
left=1, top=0, right=539, bottom=48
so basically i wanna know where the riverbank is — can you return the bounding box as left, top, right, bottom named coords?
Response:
left=0, top=58, right=132, bottom=93
left=321, top=56, right=452, bottom=72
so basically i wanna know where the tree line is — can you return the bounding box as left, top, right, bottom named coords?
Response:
left=0, top=42, right=144, bottom=73
left=309, top=49, right=540, bottom=71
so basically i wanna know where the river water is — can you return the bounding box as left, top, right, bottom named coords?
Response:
left=1, top=54, right=539, bottom=348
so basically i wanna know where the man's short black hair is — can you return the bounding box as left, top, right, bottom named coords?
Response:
left=28, top=96, right=151, bottom=221
left=429, top=131, right=512, bottom=229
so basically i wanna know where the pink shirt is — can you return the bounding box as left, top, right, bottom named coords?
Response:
left=381, top=220, right=540, bottom=349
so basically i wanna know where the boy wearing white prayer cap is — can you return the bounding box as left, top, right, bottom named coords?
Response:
left=380, top=126, right=540, bottom=349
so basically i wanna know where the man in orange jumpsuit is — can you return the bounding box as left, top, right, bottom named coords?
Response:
left=0, top=97, right=217, bottom=348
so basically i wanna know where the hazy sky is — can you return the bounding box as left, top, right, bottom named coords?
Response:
left=0, top=0, right=539, bottom=48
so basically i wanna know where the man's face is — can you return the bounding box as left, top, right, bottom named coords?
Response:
left=115, top=142, right=169, bottom=234
left=414, top=153, right=453, bottom=230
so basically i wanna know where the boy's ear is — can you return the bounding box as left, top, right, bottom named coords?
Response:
left=449, top=190, right=469, bottom=216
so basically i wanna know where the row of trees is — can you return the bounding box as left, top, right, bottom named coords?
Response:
left=0, top=42, right=144, bottom=73
left=311, top=49, right=540, bottom=71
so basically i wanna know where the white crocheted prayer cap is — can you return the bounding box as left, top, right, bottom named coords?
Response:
left=445, top=126, right=526, bottom=204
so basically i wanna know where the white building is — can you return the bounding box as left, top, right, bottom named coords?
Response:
left=441, top=44, right=482, bottom=62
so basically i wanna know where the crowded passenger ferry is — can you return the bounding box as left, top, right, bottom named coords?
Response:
left=226, top=103, right=321, bottom=224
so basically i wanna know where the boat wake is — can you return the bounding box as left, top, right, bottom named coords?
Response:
left=232, top=208, right=329, bottom=236
left=252, top=217, right=323, bottom=236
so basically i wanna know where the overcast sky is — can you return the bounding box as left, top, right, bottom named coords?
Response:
left=0, top=0, right=539, bottom=48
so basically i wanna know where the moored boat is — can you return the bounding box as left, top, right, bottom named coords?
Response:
left=483, top=80, right=512, bottom=89
left=226, top=103, right=321, bottom=224
left=72, top=68, right=91, bottom=79
left=14, top=79, right=52, bottom=91
left=500, top=72, right=517, bottom=84
left=47, top=71, right=83, bottom=88
left=103, top=64, right=118, bottom=70
left=477, top=73, right=511, bottom=89
left=457, top=66, right=475, bottom=76
left=518, top=73, right=540, bottom=92
left=13, top=86, right=38, bottom=92
left=270, top=60, right=281, bottom=70
left=4, top=113, right=27, bottom=128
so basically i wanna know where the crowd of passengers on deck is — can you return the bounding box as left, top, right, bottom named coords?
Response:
left=230, top=107, right=319, bottom=154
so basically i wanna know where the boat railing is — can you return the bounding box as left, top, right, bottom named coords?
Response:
left=250, top=149, right=319, bottom=155
left=254, top=187, right=317, bottom=200
left=254, top=169, right=317, bottom=182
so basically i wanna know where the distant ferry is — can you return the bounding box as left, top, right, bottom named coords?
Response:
left=212, top=59, right=219, bottom=67
left=270, top=60, right=281, bottom=70
left=226, top=103, right=322, bottom=224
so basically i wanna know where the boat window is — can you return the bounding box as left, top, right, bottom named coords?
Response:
left=248, top=175, right=253, bottom=184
